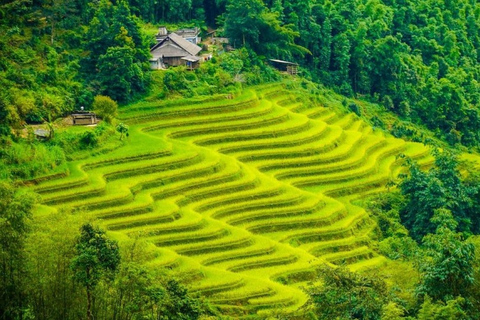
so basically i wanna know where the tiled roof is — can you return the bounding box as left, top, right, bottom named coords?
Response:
left=150, top=33, right=201, bottom=59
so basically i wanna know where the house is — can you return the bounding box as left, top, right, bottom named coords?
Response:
left=155, top=26, right=168, bottom=42
left=155, top=26, right=201, bottom=44
left=150, top=33, right=202, bottom=69
left=175, top=27, right=201, bottom=45
left=269, top=59, right=299, bottom=75
left=71, top=111, right=97, bottom=125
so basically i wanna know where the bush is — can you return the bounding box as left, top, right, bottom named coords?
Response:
left=349, top=102, right=361, bottom=116
left=370, top=115, right=385, bottom=129
left=79, top=131, right=98, bottom=149
left=92, top=95, right=118, bottom=124
left=0, top=139, right=66, bottom=180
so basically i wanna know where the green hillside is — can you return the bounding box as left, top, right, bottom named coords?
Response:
left=31, top=82, right=434, bottom=317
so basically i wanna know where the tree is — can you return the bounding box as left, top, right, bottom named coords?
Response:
left=417, top=296, right=467, bottom=320
left=25, top=209, right=89, bottom=320
left=92, top=95, right=117, bottom=124
left=97, top=46, right=146, bottom=102
left=399, top=152, right=479, bottom=241
left=161, top=279, right=203, bottom=320
left=224, top=0, right=308, bottom=59
left=307, top=265, right=387, bottom=319
left=0, top=183, right=37, bottom=319
left=70, top=223, right=120, bottom=320
left=82, top=0, right=149, bottom=103
left=116, top=122, right=129, bottom=140
left=417, top=209, right=475, bottom=301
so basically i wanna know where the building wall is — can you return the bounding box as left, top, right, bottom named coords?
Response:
left=164, top=57, right=184, bottom=67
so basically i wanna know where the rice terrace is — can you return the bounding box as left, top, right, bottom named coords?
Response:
left=31, top=83, right=435, bottom=317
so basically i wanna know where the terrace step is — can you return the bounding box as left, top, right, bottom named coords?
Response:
left=34, top=83, right=434, bottom=318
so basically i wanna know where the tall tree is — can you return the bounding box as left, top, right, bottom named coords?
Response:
left=417, top=209, right=475, bottom=301
left=399, top=152, right=479, bottom=241
left=0, top=183, right=36, bottom=319
left=224, top=0, right=308, bottom=59
left=307, top=265, right=388, bottom=319
left=82, top=0, right=149, bottom=103
left=70, top=223, right=120, bottom=320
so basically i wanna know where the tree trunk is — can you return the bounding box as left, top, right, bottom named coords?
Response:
left=87, top=284, right=92, bottom=320
left=51, top=18, right=55, bottom=45
left=86, top=266, right=93, bottom=320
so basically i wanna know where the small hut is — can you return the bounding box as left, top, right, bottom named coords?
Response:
left=71, top=111, right=97, bottom=125
left=269, top=59, right=299, bottom=75
left=34, top=129, right=51, bottom=140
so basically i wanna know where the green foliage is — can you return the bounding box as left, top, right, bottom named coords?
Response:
left=25, top=209, right=90, bottom=320
left=116, top=122, right=129, bottom=140
left=82, top=0, right=150, bottom=103
left=0, top=183, right=37, bottom=319
left=417, top=296, right=467, bottom=320
left=307, top=265, right=388, bottom=320
left=0, top=138, right=66, bottom=180
left=92, top=95, right=118, bottom=124
left=70, top=223, right=120, bottom=320
left=380, top=302, right=404, bottom=320
left=254, top=0, right=480, bottom=147
left=349, top=102, right=361, bottom=116
left=224, top=0, right=309, bottom=59
left=0, top=12, right=81, bottom=127
left=71, top=223, right=120, bottom=288
left=50, top=122, right=116, bottom=157
left=161, top=48, right=279, bottom=98
left=399, top=152, right=480, bottom=241
left=79, top=131, right=98, bottom=149
left=161, top=279, right=204, bottom=319
left=417, top=209, right=475, bottom=301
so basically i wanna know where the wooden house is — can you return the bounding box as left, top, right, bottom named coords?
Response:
left=269, top=59, right=299, bottom=75
left=150, top=33, right=202, bottom=68
left=71, top=111, right=97, bottom=125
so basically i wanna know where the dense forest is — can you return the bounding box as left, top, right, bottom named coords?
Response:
left=1, top=0, right=480, bottom=146
left=2, top=0, right=480, bottom=145
left=2, top=0, right=480, bottom=318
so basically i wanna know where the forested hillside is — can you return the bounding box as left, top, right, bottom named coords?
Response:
left=2, top=0, right=480, bottom=146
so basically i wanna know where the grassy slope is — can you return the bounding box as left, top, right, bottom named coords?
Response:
left=32, top=78, right=471, bottom=317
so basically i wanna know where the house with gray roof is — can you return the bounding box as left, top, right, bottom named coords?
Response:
left=150, top=33, right=202, bottom=69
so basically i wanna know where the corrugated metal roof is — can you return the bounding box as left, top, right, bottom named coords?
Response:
left=269, top=59, right=298, bottom=66
left=181, top=55, right=201, bottom=62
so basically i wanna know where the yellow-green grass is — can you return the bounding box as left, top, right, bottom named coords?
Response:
left=32, top=82, right=436, bottom=317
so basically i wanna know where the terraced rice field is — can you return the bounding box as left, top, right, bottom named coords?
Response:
left=33, top=83, right=434, bottom=317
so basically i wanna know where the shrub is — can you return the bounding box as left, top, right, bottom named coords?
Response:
left=348, top=102, right=361, bottom=116
left=370, top=115, right=385, bottom=129
left=92, top=95, right=118, bottom=124
left=79, top=131, right=98, bottom=149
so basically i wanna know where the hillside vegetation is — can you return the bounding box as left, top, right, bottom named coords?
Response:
left=2, top=0, right=480, bottom=318
left=28, top=81, right=435, bottom=317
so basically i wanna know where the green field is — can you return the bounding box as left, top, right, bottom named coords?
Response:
left=32, top=83, right=434, bottom=317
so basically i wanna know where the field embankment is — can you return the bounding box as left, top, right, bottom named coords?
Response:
left=33, top=83, right=435, bottom=317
